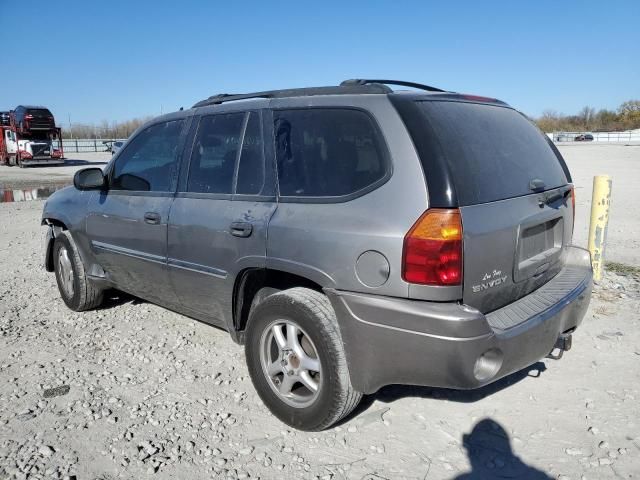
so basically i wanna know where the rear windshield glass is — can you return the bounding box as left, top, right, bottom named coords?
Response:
left=417, top=101, right=568, bottom=206
left=27, top=109, right=52, bottom=116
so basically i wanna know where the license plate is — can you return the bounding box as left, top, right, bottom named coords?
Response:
left=514, top=216, right=564, bottom=282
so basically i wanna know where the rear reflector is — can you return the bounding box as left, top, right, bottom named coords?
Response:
left=402, top=209, right=463, bottom=286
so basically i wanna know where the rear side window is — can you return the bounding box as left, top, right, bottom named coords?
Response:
left=416, top=101, right=568, bottom=206
left=187, top=113, right=245, bottom=194
left=274, top=109, right=387, bottom=197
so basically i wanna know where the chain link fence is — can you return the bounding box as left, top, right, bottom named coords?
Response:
left=60, top=138, right=128, bottom=153
left=550, top=131, right=640, bottom=143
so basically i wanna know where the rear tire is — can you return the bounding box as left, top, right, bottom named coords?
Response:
left=245, top=287, right=362, bottom=430
left=53, top=231, right=103, bottom=311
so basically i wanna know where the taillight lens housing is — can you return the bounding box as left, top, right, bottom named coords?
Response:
left=570, top=186, right=575, bottom=233
left=402, top=209, right=463, bottom=286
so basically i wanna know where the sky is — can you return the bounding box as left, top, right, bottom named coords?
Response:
left=1, top=0, right=638, bottom=126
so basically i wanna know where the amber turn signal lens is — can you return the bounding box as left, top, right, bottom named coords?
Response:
left=402, top=209, right=463, bottom=286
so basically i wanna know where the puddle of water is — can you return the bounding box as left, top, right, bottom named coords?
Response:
left=0, top=185, right=69, bottom=203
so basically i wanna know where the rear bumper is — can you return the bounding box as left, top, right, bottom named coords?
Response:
left=327, top=246, right=593, bottom=394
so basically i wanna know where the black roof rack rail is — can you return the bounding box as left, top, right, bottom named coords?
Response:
left=340, top=79, right=446, bottom=93
left=192, top=92, right=273, bottom=108
left=192, top=84, right=393, bottom=108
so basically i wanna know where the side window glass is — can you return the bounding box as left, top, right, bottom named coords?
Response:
left=187, top=113, right=245, bottom=194
left=235, top=112, right=265, bottom=195
left=274, top=109, right=387, bottom=197
left=111, top=120, right=184, bottom=192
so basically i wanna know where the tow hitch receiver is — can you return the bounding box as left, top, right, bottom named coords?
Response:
left=547, top=333, right=573, bottom=360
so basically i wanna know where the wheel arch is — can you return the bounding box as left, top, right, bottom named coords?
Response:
left=231, top=267, right=326, bottom=343
left=42, top=218, right=68, bottom=272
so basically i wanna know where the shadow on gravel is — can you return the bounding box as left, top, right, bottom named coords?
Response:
left=453, top=418, right=553, bottom=479
left=350, top=361, right=547, bottom=420
left=62, top=159, right=109, bottom=166
left=99, top=290, right=147, bottom=309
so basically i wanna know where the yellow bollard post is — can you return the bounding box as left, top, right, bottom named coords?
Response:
left=587, top=175, right=612, bottom=281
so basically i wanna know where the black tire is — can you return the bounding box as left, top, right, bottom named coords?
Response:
left=245, top=287, right=362, bottom=430
left=53, top=231, right=103, bottom=311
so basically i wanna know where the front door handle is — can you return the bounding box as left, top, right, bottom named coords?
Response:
left=230, top=221, right=253, bottom=238
left=144, top=212, right=161, bottom=225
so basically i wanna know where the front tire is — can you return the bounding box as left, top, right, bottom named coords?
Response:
left=245, top=287, right=362, bottom=430
left=53, top=231, right=103, bottom=311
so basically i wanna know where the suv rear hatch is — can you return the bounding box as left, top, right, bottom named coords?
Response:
left=26, top=109, right=55, bottom=130
left=392, top=96, right=573, bottom=314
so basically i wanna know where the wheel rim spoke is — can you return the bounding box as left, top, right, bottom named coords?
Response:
left=267, top=360, right=282, bottom=376
left=286, top=324, right=298, bottom=349
left=278, top=374, right=296, bottom=396
left=271, top=324, right=287, bottom=349
left=299, top=371, right=318, bottom=392
left=300, top=354, right=320, bottom=373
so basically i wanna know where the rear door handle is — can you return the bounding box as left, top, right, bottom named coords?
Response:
left=144, top=212, right=161, bottom=225
left=230, top=221, right=253, bottom=237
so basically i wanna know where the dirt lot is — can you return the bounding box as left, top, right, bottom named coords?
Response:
left=0, top=145, right=639, bottom=480
left=0, top=153, right=111, bottom=190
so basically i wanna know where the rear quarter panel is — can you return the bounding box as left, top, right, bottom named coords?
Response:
left=266, top=95, right=428, bottom=297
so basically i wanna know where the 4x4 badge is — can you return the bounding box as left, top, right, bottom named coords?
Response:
left=472, top=270, right=507, bottom=293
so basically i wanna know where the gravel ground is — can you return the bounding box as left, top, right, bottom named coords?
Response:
left=0, top=153, right=110, bottom=190
left=561, top=144, right=640, bottom=266
left=0, top=146, right=639, bottom=480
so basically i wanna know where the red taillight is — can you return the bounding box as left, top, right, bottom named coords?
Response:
left=402, top=209, right=463, bottom=286
left=460, top=94, right=499, bottom=103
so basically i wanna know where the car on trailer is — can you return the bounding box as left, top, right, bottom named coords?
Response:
left=12, top=105, right=56, bottom=135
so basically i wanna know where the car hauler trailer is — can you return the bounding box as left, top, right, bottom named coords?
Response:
left=4, top=107, right=65, bottom=167
left=15, top=127, right=65, bottom=167
left=1, top=125, right=18, bottom=166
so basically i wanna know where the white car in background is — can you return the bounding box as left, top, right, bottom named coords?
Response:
left=103, top=140, right=126, bottom=155
left=112, top=141, right=125, bottom=155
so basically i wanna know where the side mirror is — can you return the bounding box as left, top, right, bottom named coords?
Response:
left=74, top=168, right=106, bottom=191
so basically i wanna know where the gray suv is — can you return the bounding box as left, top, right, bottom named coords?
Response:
left=42, top=79, right=593, bottom=431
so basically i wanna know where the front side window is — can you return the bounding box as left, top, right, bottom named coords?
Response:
left=274, top=109, right=387, bottom=197
left=187, top=113, right=245, bottom=194
left=111, top=120, right=184, bottom=192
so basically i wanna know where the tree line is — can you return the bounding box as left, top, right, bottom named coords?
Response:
left=59, top=100, right=640, bottom=138
left=61, top=117, right=153, bottom=139
left=535, top=100, right=640, bottom=133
